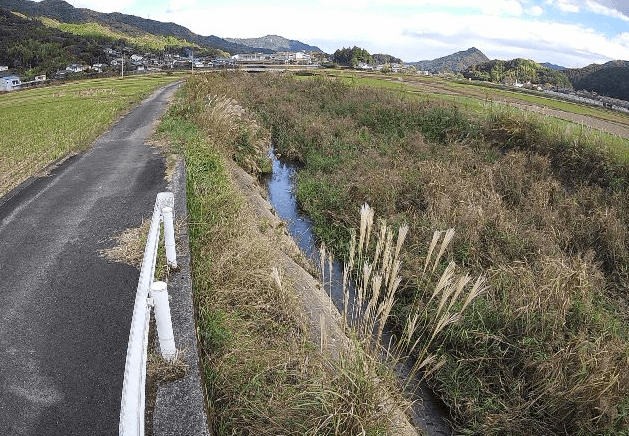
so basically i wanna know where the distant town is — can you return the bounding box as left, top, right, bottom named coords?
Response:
left=1, top=46, right=628, bottom=114
left=0, top=46, right=415, bottom=92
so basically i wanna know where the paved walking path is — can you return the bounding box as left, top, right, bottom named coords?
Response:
left=0, top=82, right=184, bottom=435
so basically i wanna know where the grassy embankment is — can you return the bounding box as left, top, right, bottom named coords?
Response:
left=0, top=74, right=183, bottom=198
left=156, top=79, right=411, bottom=435
left=326, top=71, right=629, bottom=126
left=176, top=72, right=629, bottom=435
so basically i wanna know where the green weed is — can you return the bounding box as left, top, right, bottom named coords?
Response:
left=183, top=71, right=629, bottom=435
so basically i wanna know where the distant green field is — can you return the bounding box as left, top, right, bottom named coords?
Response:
left=0, top=74, right=184, bottom=198
left=324, top=70, right=629, bottom=126
left=315, top=70, right=629, bottom=165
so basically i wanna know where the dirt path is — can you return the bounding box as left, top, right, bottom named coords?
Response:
left=505, top=101, right=629, bottom=139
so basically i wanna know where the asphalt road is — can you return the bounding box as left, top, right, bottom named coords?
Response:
left=0, top=81, right=180, bottom=435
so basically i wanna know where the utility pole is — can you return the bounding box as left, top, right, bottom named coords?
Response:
left=121, top=51, right=124, bottom=78
left=191, top=48, right=194, bottom=74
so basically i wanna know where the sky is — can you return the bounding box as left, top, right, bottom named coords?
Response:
left=49, top=0, right=629, bottom=67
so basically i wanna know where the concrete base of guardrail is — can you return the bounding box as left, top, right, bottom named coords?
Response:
left=151, top=157, right=210, bottom=436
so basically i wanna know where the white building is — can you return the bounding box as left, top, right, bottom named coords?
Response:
left=66, top=64, right=84, bottom=73
left=1, top=74, right=21, bottom=91
left=232, top=53, right=269, bottom=62
left=0, top=66, right=8, bottom=72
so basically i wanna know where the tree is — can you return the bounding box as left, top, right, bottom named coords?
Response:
left=333, top=46, right=373, bottom=67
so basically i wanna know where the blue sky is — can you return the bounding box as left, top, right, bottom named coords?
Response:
left=54, top=0, right=629, bottom=67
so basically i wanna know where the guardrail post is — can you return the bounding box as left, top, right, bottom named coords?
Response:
left=150, top=281, right=177, bottom=360
left=162, top=206, right=177, bottom=269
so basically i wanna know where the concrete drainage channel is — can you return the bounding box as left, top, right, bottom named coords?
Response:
left=121, top=157, right=209, bottom=436
left=264, top=150, right=454, bottom=436
left=131, top=151, right=452, bottom=435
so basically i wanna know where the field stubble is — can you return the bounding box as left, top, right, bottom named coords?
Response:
left=0, top=74, right=182, bottom=199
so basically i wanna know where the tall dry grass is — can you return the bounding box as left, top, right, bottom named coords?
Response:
left=178, top=71, right=629, bottom=435
left=326, top=204, right=486, bottom=391
left=158, top=81, right=409, bottom=435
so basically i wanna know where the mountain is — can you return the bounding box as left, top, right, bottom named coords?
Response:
left=0, top=6, right=84, bottom=71
left=0, top=0, right=272, bottom=54
left=224, top=35, right=322, bottom=53
left=0, top=6, right=201, bottom=76
left=563, top=61, right=629, bottom=101
left=463, top=58, right=572, bottom=87
left=408, top=47, right=489, bottom=73
left=541, top=62, right=565, bottom=71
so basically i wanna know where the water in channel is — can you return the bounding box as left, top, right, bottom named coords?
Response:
left=264, top=148, right=454, bottom=436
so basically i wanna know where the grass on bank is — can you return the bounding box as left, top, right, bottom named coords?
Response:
left=156, top=83, right=411, bottom=435
left=324, top=71, right=629, bottom=127
left=0, top=74, right=183, bottom=198
left=176, top=71, right=629, bottom=436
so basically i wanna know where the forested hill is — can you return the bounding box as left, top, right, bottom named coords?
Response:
left=224, top=35, right=321, bottom=53
left=372, top=53, right=402, bottom=64
left=463, top=58, right=572, bottom=87
left=0, top=7, right=110, bottom=75
left=333, top=46, right=374, bottom=66
left=408, top=47, right=489, bottom=73
left=563, top=61, right=629, bottom=101
left=0, top=0, right=268, bottom=54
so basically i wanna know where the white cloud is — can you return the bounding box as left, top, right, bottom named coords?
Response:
left=547, top=0, right=581, bottom=13
left=73, top=0, right=136, bottom=13
left=401, top=10, right=629, bottom=64
left=546, top=0, right=629, bottom=19
left=527, top=5, right=545, bottom=15
left=158, top=3, right=629, bottom=66
left=585, top=0, right=629, bottom=21
left=614, top=32, right=629, bottom=48
left=166, top=0, right=197, bottom=13
left=367, top=0, right=524, bottom=16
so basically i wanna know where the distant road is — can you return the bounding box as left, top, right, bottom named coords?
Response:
left=0, top=81, right=180, bottom=435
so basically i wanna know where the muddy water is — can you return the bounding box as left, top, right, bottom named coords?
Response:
left=264, top=149, right=454, bottom=436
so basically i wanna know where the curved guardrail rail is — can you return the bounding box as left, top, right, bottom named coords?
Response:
left=119, top=192, right=178, bottom=436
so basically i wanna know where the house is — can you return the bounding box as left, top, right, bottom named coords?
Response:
left=232, top=53, right=269, bottom=62
left=16, top=74, right=47, bottom=89
left=92, top=63, right=105, bottom=73
left=0, top=66, right=8, bottom=72
left=1, top=74, right=21, bottom=91
left=66, top=64, right=84, bottom=73
left=294, top=51, right=312, bottom=63
left=131, top=54, right=143, bottom=62
left=212, top=57, right=234, bottom=67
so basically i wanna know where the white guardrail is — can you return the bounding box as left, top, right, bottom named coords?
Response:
left=119, top=192, right=178, bottom=436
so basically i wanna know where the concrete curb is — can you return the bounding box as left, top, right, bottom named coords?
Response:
left=152, top=157, right=210, bottom=436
